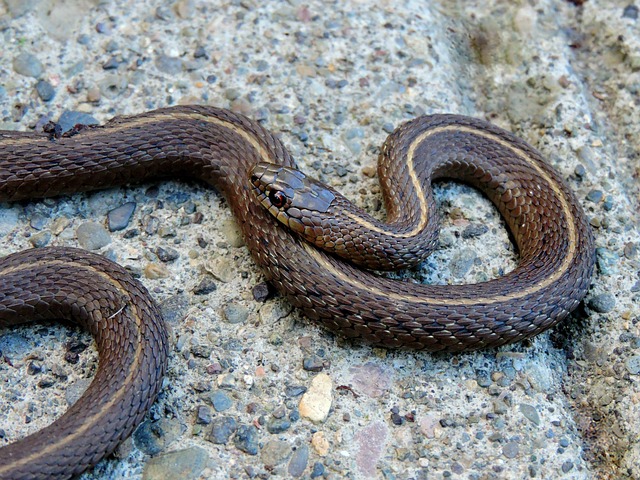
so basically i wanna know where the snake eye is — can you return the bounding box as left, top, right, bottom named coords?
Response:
left=268, top=190, right=288, bottom=209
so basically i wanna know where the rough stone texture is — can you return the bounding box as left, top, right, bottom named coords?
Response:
left=0, top=1, right=639, bottom=479
left=298, top=373, right=333, bottom=424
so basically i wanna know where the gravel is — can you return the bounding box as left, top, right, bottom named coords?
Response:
left=1, top=1, right=639, bottom=479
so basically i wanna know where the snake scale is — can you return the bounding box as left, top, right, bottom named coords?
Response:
left=0, top=105, right=594, bottom=479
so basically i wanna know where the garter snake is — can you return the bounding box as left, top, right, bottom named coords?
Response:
left=0, top=105, right=594, bottom=479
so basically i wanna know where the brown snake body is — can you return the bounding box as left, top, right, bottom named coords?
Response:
left=0, top=105, right=594, bottom=478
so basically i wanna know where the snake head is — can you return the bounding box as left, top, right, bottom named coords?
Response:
left=249, top=162, right=336, bottom=236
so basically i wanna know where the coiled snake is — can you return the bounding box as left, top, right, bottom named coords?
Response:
left=0, top=105, right=594, bottom=479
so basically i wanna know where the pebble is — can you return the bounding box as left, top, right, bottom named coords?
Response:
left=260, top=439, right=290, bottom=466
left=349, top=362, right=392, bottom=398
left=493, top=399, right=508, bottom=414
left=285, top=385, right=307, bottom=397
left=87, top=86, right=101, bottom=102
left=191, top=344, right=212, bottom=358
left=35, top=80, right=56, bottom=101
left=0, top=208, right=20, bottom=236
left=419, top=414, right=442, bottom=439
left=311, top=431, right=329, bottom=456
left=623, top=242, right=638, bottom=259
left=208, top=416, right=237, bottom=444
left=222, top=303, right=249, bottom=324
left=449, top=248, right=477, bottom=278
left=287, top=444, right=309, bottom=477
left=144, top=263, right=170, bottom=279
left=356, top=421, right=388, bottom=477
left=107, top=202, right=136, bottom=231
left=588, top=293, right=616, bottom=313
left=502, top=441, right=520, bottom=459
left=57, top=111, right=99, bottom=133
left=267, top=417, right=291, bottom=434
left=29, top=231, right=51, bottom=248
left=299, top=373, right=332, bottom=423
left=134, top=417, right=183, bottom=455
left=221, top=218, right=245, bottom=247
left=155, top=54, right=183, bottom=74
left=461, top=224, right=489, bottom=239
left=12, top=52, right=43, bottom=77
left=561, top=460, right=574, bottom=473
left=519, top=403, right=541, bottom=426
left=624, top=356, right=640, bottom=375
left=30, top=213, right=47, bottom=230
left=102, top=56, right=120, bottom=70
left=309, top=462, right=325, bottom=478
left=596, top=247, right=619, bottom=275
left=204, top=258, right=236, bottom=283
left=142, top=447, right=208, bottom=480
left=211, top=390, right=233, bottom=412
left=156, top=246, right=179, bottom=262
left=476, top=369, right=491, bottom=388
left=623, top=4, right=639, bottom=19
left=196, top=405, right=212, bottom=425
left=234, top=424, right=259, bottom=455
left=586, top=189, right=603, bottom=203
left=76, top=221, right=111, bottom=250
left=252, top=282, right=270, bottom=302
left=193, top=276, right=217, bottom=295
left=303, top=355, right=324, bottom=372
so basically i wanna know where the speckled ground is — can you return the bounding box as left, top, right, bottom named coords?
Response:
left=0, top=1, right=639, bottom=479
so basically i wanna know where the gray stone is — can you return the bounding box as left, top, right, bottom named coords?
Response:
left=310, top=462, right=325, bottom=478
left=624, top=356, right=640, bottom=375
left=588, top=293, right=616, bottom=313
left=461, top=224, right=489, bottom=239
left=159, top=293, right=189, bottom=325
left=288, top=445, right=309, bottom=477
left=29, top=231, right=51, bottom=248
left=211, top=390, right=233, bottom=412
left=35, top=80, right=56, bottom=101
left=134, top=417, right=184, bottom=456
left=155, top=54, right=183, bottom=74
left=222, top=303, right=249, bottom=324
left=196, top=405, right=212, bottom=425
left=208, top=416, right=237, bottom=444
left=303, top=355, right=324, bottom=372
left=596, top=247, right=620, bottom=275
left=76, top=222, right=111, bottom=250
left=260, top=439, right=290, bottom=466
left=57, top=111, right=99, bottom=133
left=4, top=0, right=40, bottom=17
left=586, top=189, right=604, bottom=203
left=450, top=248, right=477, bottom=278
left=107, top=202, right=136, bottom=231
left=267, top=417, right=291, bottom=434
left=13, top=52, right=43, bottom=78
left=234, top=424, right=259, bottom=455
left=519, top=403, right=540, bottom=426
left=0, top=209, right=19, bottom=236
left=502, top=441, right=520, bottom=459
left=193, top=276, right=217, bottom=295
left=156, top=246, right=179, bottom=262
left=143, top=447, right=208, bottom=480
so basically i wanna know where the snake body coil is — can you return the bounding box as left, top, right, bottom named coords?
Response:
left=0, top=106, right=594, bottom=479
